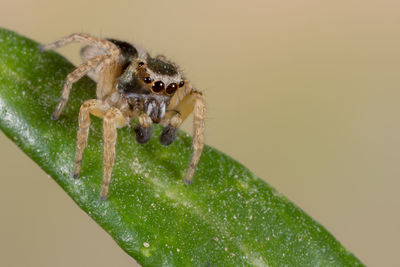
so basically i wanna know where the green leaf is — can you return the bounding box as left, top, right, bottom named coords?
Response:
left=0, top=28, right=363, bottom=266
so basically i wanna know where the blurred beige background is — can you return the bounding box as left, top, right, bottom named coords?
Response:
left=1, top=0, right=400, bottom=266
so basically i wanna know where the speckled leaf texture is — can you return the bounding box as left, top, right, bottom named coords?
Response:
left=0, top=28, right=363, bottom=266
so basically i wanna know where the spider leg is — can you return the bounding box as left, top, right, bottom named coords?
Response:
left=185, top=91, right=206, bottom=184
left=163, top=85, right=206, bottom=184
left=96, top=56, right=121, bottom=100
left=40, top=33, right=117, bottom=52
left=101, top=108, right=127, bottom=200
left=80, top=45, right=107, bottom=82
left=52, top=55, right=107, bottom=119
left=161, top=83, right=195, bottom=144
left=40, top=33, right=121, bottom=102
left=73, top=99, right=108, bottom=178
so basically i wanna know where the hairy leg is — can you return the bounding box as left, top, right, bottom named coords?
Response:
left=184, top=91, right=206, bottom=184
left=100, top=108, right=127, bottom=200
left=164, top=85, right=206, bottom=184
left=73, top=99, right=108, bottom=178
left=40, top=33, right=118, bottom=52
left=161, top=81, right=195, bottom=145
left=52, top=55, right=107, bottom=119
left=40, top=33, right=121, bottom=101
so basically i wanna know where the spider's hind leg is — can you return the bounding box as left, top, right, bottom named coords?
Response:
left=52, top=55, right=106, bottom=119
left=40, top=33, right=121, bottom=119
left=40, top=33, right=117, bottom=52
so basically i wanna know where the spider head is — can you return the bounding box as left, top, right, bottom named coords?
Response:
left=119, top=55, right=186, bottom=123
left=136, top=55, right=185, bottom=98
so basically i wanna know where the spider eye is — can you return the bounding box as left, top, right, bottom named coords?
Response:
left=144, top=77, right=152, bottom=83
left=152, top=81, right=165, bottom=93
left=179, top=81, right=185, bottom=87
left=166, top=83, right=178, bottom=95
left=138, top=62, right=145, bottom=67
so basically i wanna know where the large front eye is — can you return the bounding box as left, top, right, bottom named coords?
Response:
left=166, top=83, right=178, bottom=95
left=152, top=81, right=165, bottom=93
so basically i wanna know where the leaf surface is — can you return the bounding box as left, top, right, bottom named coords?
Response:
left=0, top=28, right=363, bottom=266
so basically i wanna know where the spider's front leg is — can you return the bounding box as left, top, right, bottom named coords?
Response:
left=73, top=99, right=108, bottom=178
left=163, top=85, right=206, bottom=184
left=185, top=91, right=206, bottom=184
left=101, top=108, right=127, bottom=200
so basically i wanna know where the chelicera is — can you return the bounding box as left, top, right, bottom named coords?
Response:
left=40, top=33, right=206, bottom=200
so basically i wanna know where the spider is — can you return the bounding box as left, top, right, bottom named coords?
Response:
left=40, top=33, right=206, bottom=200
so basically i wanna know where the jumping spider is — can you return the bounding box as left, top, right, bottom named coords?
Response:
left=40, top=33, right=206, bottom=200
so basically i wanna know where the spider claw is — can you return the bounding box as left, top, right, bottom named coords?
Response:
left=184, top=178, right=192, bottom=185
left=51, top=113, right=59, bottom=120
left=38, top=45, right=45, bottom=52
left=73, top=173, right=79, bottom=179
left=100, top=191, right=108, bottom=201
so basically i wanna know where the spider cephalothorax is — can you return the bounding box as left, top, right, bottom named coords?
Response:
left=40, top=33, right=206, bottom=200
